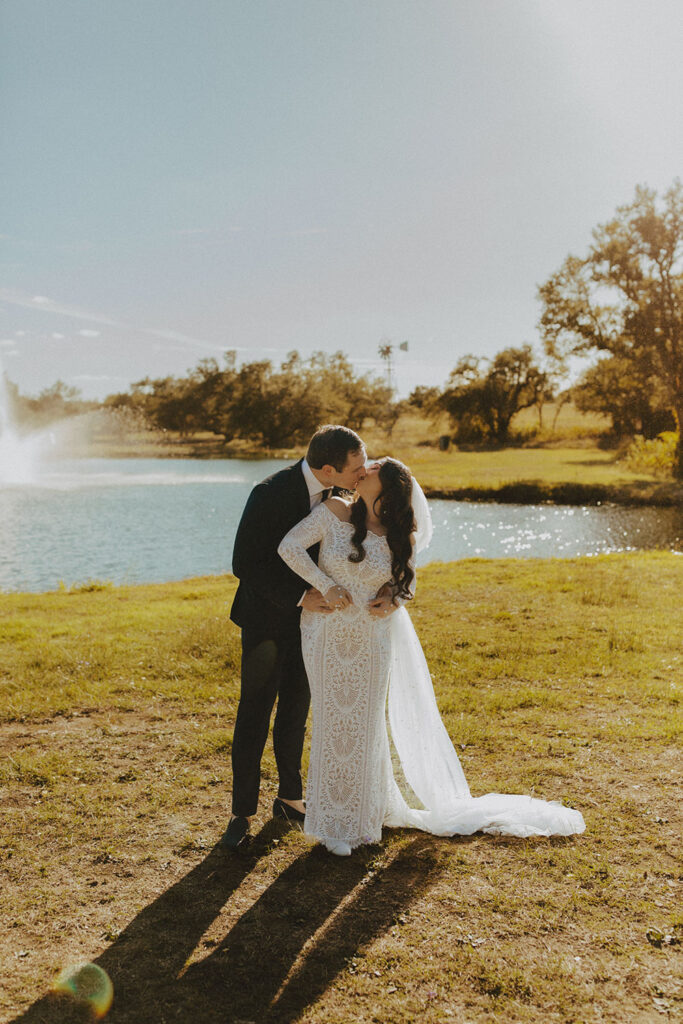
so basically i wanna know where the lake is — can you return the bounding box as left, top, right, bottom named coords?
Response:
left=0, top=457, right=680, bottom=593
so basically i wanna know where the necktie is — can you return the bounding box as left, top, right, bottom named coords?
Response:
left=321, top=488, right=332, bottom=502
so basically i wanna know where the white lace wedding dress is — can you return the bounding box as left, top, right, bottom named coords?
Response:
left=278, top=503, right=585, bottom=849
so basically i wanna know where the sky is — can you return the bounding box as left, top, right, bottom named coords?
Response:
left=1, top=0, right=683, bottom=400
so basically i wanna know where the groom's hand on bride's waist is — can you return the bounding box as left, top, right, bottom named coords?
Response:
left=301, top=588, right=334, bottom=614
left=324, top=585, right=353, bottom=610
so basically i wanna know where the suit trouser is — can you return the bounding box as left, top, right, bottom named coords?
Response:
left=231, top=625, right=310, bottom=817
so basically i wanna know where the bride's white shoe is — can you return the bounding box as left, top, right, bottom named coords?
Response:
left=325, top=839, right=352, bottom=856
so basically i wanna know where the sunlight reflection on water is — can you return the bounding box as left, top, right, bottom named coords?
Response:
left=425, top=500, right=681, bottom=563
left=0, top=459, right=680, bottom=592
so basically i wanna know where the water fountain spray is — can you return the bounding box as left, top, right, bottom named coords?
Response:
left=0, top=356, right=40, bottom=484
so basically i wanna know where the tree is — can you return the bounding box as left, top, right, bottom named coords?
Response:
left=483, top=346, right=551, bottom=441
left=439, top=346, right=551, bottom=443
left=407, top=385, right=441, bottom=416
left=136, top=375, right=201, bottom=435
left=309, top=350, right=392, bottom=430
left=226, top=360, right=273, bottom=441
left=185, top=353, right=238, bottom=439
left=20, top=380, right=94, bottom=428
left=257, top=352, right=324, bottom=447
left=438, top=355, right=488, bottom=442
left=538, top=180, right=683, bottom=476
left=572, top=355, right=674, bottom=438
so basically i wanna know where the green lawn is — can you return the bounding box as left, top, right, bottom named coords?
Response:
left=1, top=555, right=681, bottom=1022
left=385, top=445, right=674, bottom=496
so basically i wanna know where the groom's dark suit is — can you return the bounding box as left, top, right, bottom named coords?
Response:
left=229, top=459, right=321, bottom=817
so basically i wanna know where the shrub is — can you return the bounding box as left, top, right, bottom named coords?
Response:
left=622, top=431, right=678, bottom=478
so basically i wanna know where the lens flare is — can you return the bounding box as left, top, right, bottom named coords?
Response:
left=53, top=963, right=113, bottom=1018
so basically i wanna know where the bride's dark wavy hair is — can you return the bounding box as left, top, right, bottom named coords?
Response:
left=349, top=458, right=415, bottom=600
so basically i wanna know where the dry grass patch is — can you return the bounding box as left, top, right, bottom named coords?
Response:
left=1, top=556, right=681, bottom=1023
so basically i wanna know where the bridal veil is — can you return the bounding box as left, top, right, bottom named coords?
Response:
left=384, top=475, right=586, bottom=838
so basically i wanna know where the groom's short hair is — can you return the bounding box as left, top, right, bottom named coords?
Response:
left=307, top=425, right=363, bottom=471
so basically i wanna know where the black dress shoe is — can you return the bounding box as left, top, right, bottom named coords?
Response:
left=218, top=816, right=250, bottom=850
left=272, top=797, right=306, bottom=823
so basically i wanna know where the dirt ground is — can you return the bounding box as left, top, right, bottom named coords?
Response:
left=2, top=705, right=680, bottom=1024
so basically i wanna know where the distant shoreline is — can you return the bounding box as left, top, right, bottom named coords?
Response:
left=423, top=481, right=683, bottom=508
left=62, top=432, right=683, bottom=509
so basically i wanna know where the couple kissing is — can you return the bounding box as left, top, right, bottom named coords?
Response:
left=222, top=424, right=585, bottom=856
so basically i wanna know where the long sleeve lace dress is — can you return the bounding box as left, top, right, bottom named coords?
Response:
left=278, top=502, right=585, bottom=849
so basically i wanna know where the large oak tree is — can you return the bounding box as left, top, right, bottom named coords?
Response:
left=538, top=181, right=683, bottom=476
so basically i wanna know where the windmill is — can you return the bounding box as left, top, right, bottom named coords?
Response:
left=378, top=340, right=409, bottom=397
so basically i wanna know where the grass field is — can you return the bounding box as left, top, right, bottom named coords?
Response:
left=1, top=555, right=681, bottom=1023
left=380, top=446, right=679, bottom=500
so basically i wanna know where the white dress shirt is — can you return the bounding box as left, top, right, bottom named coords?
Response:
left=301, top=458, right=329, bottom=509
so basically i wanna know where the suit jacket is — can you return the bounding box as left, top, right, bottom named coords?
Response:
left=230, top=460, right=320, bottom=635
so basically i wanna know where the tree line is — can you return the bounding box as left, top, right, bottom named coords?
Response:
left=104, top=350, right=393, bottom=448
left=5, top=181, right=681, bottom=476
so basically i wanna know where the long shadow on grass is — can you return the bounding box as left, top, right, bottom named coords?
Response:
left=8, top=821, right=283, bottom=1024
left=9, top=827, right=444, bottom=1024
left=179, top=832, right=444, bottom=1024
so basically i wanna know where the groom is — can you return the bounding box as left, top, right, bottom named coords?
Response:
left=221, top=424, right=368, bottom=849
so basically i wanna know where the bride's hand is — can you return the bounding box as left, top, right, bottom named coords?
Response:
left=324, top=584, right=353, bottom=610
left=367, top=593, right=397, bottom=618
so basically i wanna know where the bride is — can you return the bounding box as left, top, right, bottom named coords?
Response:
left=278, top=457, right=585, bottom=856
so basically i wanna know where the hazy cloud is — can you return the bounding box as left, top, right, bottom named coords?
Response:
left=0, top=288, right=229, bottom=355
left=0, top=289, right=120, bottom=328
left=78, top=329, right=101, bottom=338
left=143, top=326, right=241, bottom=352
